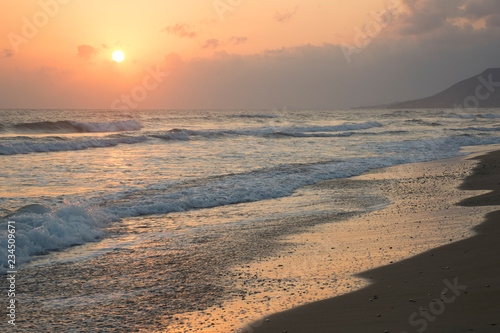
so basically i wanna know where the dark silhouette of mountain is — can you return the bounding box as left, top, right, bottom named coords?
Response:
left=356, top=67, right=500, bottom=109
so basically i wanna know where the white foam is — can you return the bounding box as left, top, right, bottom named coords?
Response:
left=108, top=135, right=500, bottom=220
left=3, top=134, right=500, bottom=270
left=0, top=204, right=116, bottom=273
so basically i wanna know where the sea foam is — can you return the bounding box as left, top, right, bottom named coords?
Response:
left=2, top=134, right=500, bottom=271
left=0, top=204, right=116, bottom=273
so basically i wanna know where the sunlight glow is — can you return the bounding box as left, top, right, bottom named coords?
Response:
left=112, top=50, right=125, bottom=63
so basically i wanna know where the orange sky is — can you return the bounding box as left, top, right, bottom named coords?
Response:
left=3, top=1, right=388, bottom=57
left=1, top=0, right=500, bottom=109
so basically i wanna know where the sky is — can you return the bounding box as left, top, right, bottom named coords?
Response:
left=1, top=0, right=500, bottom=110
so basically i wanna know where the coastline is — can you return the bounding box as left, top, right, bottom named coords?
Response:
left=4, top=145, right=500, bottom=332
left=165, top=146, right=500, bottom=332
left=247, top=149, right=500, bottom=333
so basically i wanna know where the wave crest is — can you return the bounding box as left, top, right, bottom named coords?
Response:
left=4, top=120, right=142, bottom=134
left=0, top=136, right=147, bottom=155
left=0, top=204, right=116, bottom=273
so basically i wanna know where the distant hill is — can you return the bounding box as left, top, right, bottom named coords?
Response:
left=356, top=67, right=500, bottom=109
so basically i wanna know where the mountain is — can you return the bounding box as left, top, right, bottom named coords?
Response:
left=357, top=67, right=500, bottom=109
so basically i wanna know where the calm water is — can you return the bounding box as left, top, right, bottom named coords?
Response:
left=1, top=108, right=499, bottom=331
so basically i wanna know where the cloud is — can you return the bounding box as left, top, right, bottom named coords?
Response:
left=3, top=1, right=500, bottom=110
left=151, top=0, right=500, bottom=111
left=201, top=39, right=220, bottom=49
left=163, top=23, right=197, bottom=38
left=77, top=44, right=97, bottom=61
left=274, top=7, right=298, bottom=23
left=3, top=49, right=14, bottom=58
left=397, top=0, right=500, bottom=36
left=397, top=0, right=463, bottom=35
left=463, top=0, right=500, bottom=19
left=229, top=36, right=248, bottom=45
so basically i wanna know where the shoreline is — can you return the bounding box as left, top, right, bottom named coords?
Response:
left=4, top=147, right=499, bottom=332
left=165, top=147, right=500, bottom=332
left=248, top=150, right=500, bottom=333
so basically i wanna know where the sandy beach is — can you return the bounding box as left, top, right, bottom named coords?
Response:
left=161, top=147, right=500, bottom=332
left=248, top=150, right=500, bottom=333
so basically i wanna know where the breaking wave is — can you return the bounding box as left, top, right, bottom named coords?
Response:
left=0, top=136, right=148, bottom=155
left=3, top=120, right=143, bottom=134
left=0, top=204, right=117, bottom=273
left=0, top=121, right=384, bottom=155
left=2, top=133, right=500, bottom=272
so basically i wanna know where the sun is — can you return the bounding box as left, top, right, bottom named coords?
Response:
left=112, top=50, right=125, bottom=63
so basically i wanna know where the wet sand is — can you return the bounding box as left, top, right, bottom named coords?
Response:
left=167, top=148, right=499, bottom=332
left=248, top=150, right=500, bottom=333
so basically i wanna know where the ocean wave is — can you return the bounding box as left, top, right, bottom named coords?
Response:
left=151, top=129, right=190, bottom=141
left=288, top=121, right=384, bottom=133
left=477, top=114, right=500, bottom=119
left=0, top=156, right=386, bottom=271
left=448, top=114, right=477, bottom=119
left=405, top=119, right=442, bottom=126
left=0, top=204, right=116, bottom=273
left=0, top=136, right=148, bottom=155
left=102, top=136, right=500, bottom=220
left=3, top=134, right=500, bottom=270
left=272, top=130, right=407, bottom=138
left=1, top=121, right=383, bottom=155
left=447, top=113, right=500, bottom=119
left=460, top=126, right=500, bottom=132
left=168, top=121, right=384, bottom=138
left=3, top=120, right=142, bottom=134
left=71, top=120, right=142, bottom=132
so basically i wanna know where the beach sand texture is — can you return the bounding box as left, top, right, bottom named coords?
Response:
left=166, top=148, right=499, bottom=332
left=248, top=151, right=500, bottom=333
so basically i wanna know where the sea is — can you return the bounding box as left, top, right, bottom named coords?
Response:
left=1, top=108, right=500, bottom=332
